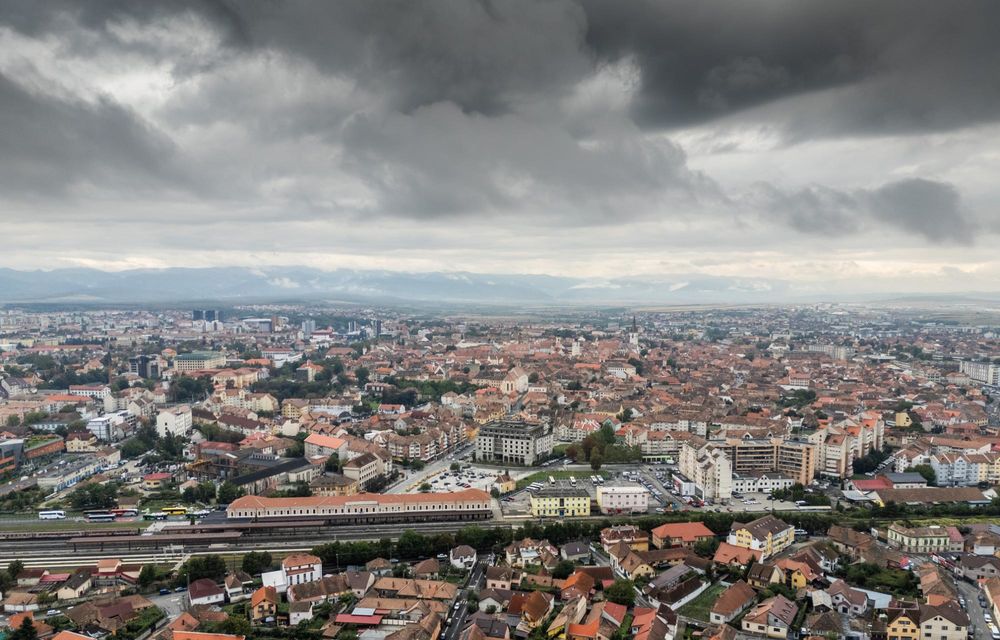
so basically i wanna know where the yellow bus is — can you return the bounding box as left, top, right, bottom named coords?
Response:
left=161, top=506, right=188, bottom=516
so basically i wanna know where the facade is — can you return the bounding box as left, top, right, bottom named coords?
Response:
left=720, top=438, right=816, bottom=486
left=174, top=351, right=227, bottom=372
left=341, top=452, right=381, bottom=490
left=730, top=473, right=794, bottom=494
left=651, top=522, right=716, bottom=549
left=156, top=405, right=192, bottom=438
left=227, top=488, right=492, bottom=520
left=960, top=360, right=1000, bottom=385
left=678, top=441, right=733, bottom=501
left=475, top=419, right=553, bottom=466
left=727, top=515, right=794, bottom=561
left=595, top=484, right=649, bottom=514
left=886, top=523, right=963, bottom=554
left=529, top=486, right=591, bottom=518
left=282, top=554, right=323, bottom=587
left=304, top=433, right=347, bottom=459
left=86, top=410, right=136, bottom=442
left=741, top=594, right=798, bottom=639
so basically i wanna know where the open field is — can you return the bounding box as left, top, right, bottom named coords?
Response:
left=678, top=582, right=726, bottom=622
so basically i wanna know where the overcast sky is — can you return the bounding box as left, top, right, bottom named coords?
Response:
left=2, top=1, right=999, bottom=296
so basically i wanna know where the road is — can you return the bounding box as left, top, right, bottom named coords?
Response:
left=443, top=558, right=487, bottom=640
left=957, top=578, right=991, bottom=639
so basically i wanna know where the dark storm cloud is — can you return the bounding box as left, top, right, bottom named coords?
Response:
left=581, top=0, right=1000, bottom=136
left=757, top=178, right=976, bottom=244
left=0, top=0, right=993, bottom=247
left=0, top=71, right=187, bottom=198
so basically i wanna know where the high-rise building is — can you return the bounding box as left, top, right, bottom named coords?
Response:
left=301, top=319, right=317, bottom=335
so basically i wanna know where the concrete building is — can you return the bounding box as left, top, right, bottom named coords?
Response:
left=678, top=441, right=732, bottom=501
left=476, top=419, right=553, bottom=466
left=960, top=360, right=1000, bottom=385
left=156, top=405, right=193, bottom=438
left=596, top=484, right=649, bottom=515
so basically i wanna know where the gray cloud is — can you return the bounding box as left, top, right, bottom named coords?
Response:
left=0, top=70, right=186, bottom=198
left=866, top=178, right=974, bottom=244
left=0, top=0, right=995, bottom=283
left=754, top=178, right=975, bottom=244
left=582, top=0, right=1000, bottom=136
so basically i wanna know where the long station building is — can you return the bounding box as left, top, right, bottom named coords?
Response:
left=226, top=488, right=493, bottom=524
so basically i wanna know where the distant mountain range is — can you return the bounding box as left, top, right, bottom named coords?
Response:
left=0, top=266, right=797, bottom=305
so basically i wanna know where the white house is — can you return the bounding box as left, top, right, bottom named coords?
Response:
left=282, top=553, right=323, bottom=587
left=450, top=545, right=478, bottom=570
left=188, top=578, right=226, bottom=606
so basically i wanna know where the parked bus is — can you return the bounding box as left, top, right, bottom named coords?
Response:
left=111, top=508, right=139, bottom=518
left=569, top=476, right=577, bottom=486
left=796, top=504, right=832, bottom=511
left=38, top=510, right=66, bottom=520
left=142, top=511, right=168, bottom=521
left=548, top=476, right=555, bottom=485
left=85, top=512, right=116, bottom=522
left=161, top=506, right=188, bottom=516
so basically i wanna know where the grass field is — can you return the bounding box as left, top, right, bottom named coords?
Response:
left=516, top=470, right=608, bottom=490
left=677, top=582, right=726, bottom=622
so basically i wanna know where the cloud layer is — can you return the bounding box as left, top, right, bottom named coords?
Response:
left=1, top=1, right=998, bottom=294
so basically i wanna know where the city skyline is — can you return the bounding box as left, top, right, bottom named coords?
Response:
left=3, top=1, right=1000, bottom=297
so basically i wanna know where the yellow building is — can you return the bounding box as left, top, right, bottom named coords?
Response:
left=530, top=486, right=591, bottom=518
left=727, top=515, right=795, bottom=561
left=887, top=609, right=920, bottom=640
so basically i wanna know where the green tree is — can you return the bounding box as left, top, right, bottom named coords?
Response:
left=219, top=615, right=252, bottom=637
left=693, top=537, right=720, bottom=558
left=180, top=555, right=228, bottom=582
left=242, top=551, right=273, bottom=576
left=6, top=415, right=20, bottom=427
left=138, top=565, right=158, bottom=588
left=590, top=452, right=603, bottom=471
left=7, top=560, right=24, bottom=582
left=906, top=464, right=937, bottom=486
left=552, top=560, right=576, bottom=580
left=605, top=579, right=635, bottom=606
left=354, top=367, right=370, bottom=387
left=217, top=482, right=244, bottom=505
left=10, top=616, right=38, bottom=640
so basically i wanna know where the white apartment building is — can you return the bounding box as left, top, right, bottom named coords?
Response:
left=281, top=553, right=323, bottom=587
left=156, top=405, right=192, bottom=438
left=679, top=441, right=733, bottom=501
left=960, top=360, right=1000, bottom=385
left=86, top=410, right=135, bottom=442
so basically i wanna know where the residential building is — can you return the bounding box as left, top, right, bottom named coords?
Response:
left=727, top=515, right=794, bottom=561
left=678, top=440, right=733, bottom=501
left=741, top=594, right=798, bottom=639
left=156, top=405, right=192, bottom=438
left=304, top=433, right=347, bottom=459
left=651, top=522, right=716, bottom=549
left=710, top=580, right=755, bottom=624
left=475, top=419, right=553, bottom=466
left=341, top=452, right=381, bottom=490
left=600, top=525, right=649, bottom=552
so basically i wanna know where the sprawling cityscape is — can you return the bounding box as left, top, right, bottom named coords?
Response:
left=1, top=303, right=1000, bottom=640
left=5, top=2, right=1000, bottom=640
